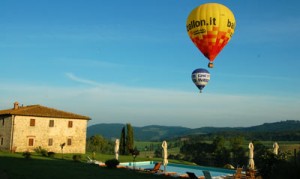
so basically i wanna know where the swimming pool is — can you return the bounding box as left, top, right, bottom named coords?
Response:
left=120, top=161, right=235, bottom=177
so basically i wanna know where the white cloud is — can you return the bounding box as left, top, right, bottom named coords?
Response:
left=0, top=75, right=299, bottom=128
left=66, top=73, right=101, bottom=86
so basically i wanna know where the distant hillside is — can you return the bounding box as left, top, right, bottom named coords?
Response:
left=87, top=123, right=190, bottom=141
left=87, top=120, right=300, bottom=141
left=183, top=120, right=300, bottom=135
left=243, top=120, right=300, bottom=132
left=87, top=123, right=124, bottom=139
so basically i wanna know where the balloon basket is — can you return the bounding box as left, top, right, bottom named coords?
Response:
left=208, top=62, right=214, bottom=68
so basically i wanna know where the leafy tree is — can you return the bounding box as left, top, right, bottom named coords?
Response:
left=212, top=136, right=225, bottom=151
left=119, top=126, right=126, bottom=155
left=229, top=136, right=247, bottom=167
left=154, top=148, right=162, bottom=158
left=126, top=123, right=134, bottom=154
left=180, top=141, right=214, bottom=166
left=89, top=135, right=101, bottom=152
left=86, top=135, right=113, bottom=154
left=253, top=141, right=295, bottom=179
left=257, top=150, right=292, bottom=179
left=214, top=147, right=230, bottom=167
left=252, top=140, right=268, bottom=167
left=229, top=136, right=244, bottom=150
left=212, top=136, right=230, bottom=167
left=89, top=135, right=105, bottom=151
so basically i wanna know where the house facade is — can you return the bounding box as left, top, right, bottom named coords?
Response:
left=0, top=102, right=90, bottom=153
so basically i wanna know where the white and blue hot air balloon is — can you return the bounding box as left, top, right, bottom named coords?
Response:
left=191, top=68, right=210, bottom=93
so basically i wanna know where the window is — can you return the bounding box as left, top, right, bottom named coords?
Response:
left=49, top=120, right=54, bottom=127
left=30, top=119, right=35, bottom=126
left=1, top=137, right=3, bottom=145
left=67, top=138, right=72, bottom=146
left=48, top=138, right=53, bottom=146
left=68, top=121, right=73, bottom=128
left=28, top=138, right=34, bottom=146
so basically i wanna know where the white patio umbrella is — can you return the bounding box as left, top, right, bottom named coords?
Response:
left=248, top=142, right=255, bottom=169
left=115, top=139, right=120, bottom=160
left=273, top=142, right=279, bottom=155
left=162, top=140, right=168, bottom=172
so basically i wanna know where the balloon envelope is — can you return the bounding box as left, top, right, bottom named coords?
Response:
left=186, top=3, right=236, bottom=68
left=191, top=68, right=210, bottom=92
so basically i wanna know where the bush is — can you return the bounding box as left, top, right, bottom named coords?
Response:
left=41, top=149, right=48, bottom=156
left=105, top=159, right=119, bottom=168
left=34, top=146, right=42, bottom=153
left=72, top=154, right=82, bottom=162
left=34, top=146, right=48, bottom=157
left=47, top=152, right=55, bottom=158
left=168, top=154, right=183, bottom=160
left=22, top=151, right=31, bottom=159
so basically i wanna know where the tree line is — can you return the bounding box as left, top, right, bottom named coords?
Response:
left=86, top=124, right=300, bottom=178
left=86, top=123, right=135, bottom=155
left=178, top=135, right=300, bottom=179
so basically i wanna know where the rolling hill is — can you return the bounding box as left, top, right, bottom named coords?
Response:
left=87, top=120, right=300, bottom=141
left=87, top=123, right=190, bottom=141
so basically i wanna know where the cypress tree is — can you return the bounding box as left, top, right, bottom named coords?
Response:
left=119, top=126, right=126, bottom=155
left=126, top=123, right=134, bottom=154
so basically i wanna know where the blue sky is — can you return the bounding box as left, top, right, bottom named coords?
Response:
left=1, top=0, right=299, bottom=128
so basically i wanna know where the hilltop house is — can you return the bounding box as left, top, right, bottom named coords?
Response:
left=0, top=102, right=90, bottom=153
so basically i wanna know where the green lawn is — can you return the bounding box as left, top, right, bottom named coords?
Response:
left=89, top=151, right=193, bottom=166
left=0, top=152, right=172, bottom=179
left=2, top=141, right=297, bottom=179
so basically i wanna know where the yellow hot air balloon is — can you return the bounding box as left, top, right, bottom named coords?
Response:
left=186, top=3, right=236, bottom=68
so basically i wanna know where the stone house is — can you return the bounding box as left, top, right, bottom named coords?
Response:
left=0, top=102, right=90, bottom=153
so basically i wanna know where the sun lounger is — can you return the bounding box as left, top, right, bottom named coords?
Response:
left=224, top=168, right=244, bottom=179
left=144, top=162, right=162, bottom=173
left=186, top=171, right=212, bottom=179
left=186, top=172, right=199, bottom=179
left=202, top=170, right=212, bottom=179
left=246, top=169, right=256, bottom=179
left=86, top=156, right=102, bottom=165
left=233, top=168, right=243, bottom=179
left=222, top=168, right=243, bottom=179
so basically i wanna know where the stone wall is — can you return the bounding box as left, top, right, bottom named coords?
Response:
left=0, top=116, right=13, bottom=151
left=12, top=115, right=88, bottom=153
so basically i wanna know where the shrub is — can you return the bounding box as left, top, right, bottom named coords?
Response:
left=34, top=146, right=41, bottom=153
left=168, top=154, right=183, bottom=160
left=34, top=146, right=48, bottom=156
left=40, top=149, right=48, bottom=156
left=105, top=159, right=119, bottom=168
left=22, top=151, right=31, bottom=159
left=72, top=154, right=82, bottom=162
left=47, top=152, right=55, bottom=158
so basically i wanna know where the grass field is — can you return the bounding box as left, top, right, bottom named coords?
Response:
left=135, top=141, right=181, bottom=160
left=0, top=152, right=173, bottom=179
left=136, top=140, right=300, bottom=157
left=1, top=141, right=299, bottom=178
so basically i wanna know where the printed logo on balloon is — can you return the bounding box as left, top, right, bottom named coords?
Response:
left=187, top=3, right=236, bottom=93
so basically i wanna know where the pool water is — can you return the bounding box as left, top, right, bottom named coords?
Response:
left=120, top=161, right=235, bottom=177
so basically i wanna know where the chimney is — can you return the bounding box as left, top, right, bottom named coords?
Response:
left=14, top=102, right=19, bottom=110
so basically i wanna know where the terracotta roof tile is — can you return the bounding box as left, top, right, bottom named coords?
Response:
left=0, top=105, right=90, bottom=120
